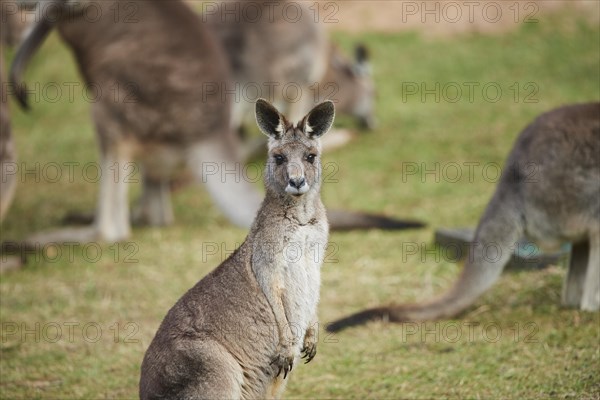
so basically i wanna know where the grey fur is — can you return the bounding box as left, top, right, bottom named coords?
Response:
left=139, top=99, right=332, bottom=399
left=204, top=0, right=328, bottom=129
left=328, top=102, right=600, bottom=332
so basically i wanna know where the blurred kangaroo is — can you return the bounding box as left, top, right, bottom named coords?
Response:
left=10, top=0, right=423, bottom=244
left=140, top=100, right=333, bottom=399
left=10, top=0, right=249, bottom=242
left=203, top=0, right=327, bottom=130
left=204, top=1, right=376, bottom=135
left=328, top=103, right=600, bottom=332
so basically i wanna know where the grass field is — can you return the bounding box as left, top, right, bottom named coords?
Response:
left=1, top=7, right=599, bottom=399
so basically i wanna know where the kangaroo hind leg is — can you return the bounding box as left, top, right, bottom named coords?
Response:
left=562, top=240, right=589, bottom=307
left=132, top=173, right=174, bottom=227
left=93, top=141, right=133, bottom=242
left=581, top=229, right=600, bottom=311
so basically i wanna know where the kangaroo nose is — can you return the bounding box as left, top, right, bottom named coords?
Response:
left=289, top=177, right=306, bottom=189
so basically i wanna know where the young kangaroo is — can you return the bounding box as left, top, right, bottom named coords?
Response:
left=10, top=0, right=422, bottom=245
left=140, top=99, right=333, bottom=399
left=328, top=103, right=600, bottom=332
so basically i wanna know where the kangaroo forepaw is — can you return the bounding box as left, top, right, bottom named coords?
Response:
left=301, top=341, right=317, bottom=364
left=270, top=350, right=295, bottom=379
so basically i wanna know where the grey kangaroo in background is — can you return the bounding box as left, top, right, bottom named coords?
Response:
left=204, top=1, right=376, bottom=141
left=10, top=0, right=423, bottom=244
left=328, top=103, right=600, bottom=332
left=140, top=99, right=333, bottom=399
left=203, top=0, right=328, bottom=130
left=11, top=0, right=249, bottom=242
left=205, top=1, right=376, bottom=131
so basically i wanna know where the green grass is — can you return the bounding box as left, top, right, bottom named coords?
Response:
left=1, top=10, right=599, bottom=399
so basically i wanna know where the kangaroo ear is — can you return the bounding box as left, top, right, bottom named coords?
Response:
left=355, top=44, right=369, bottom=64
left=353, top=44, right=371, bottom=77
left=255, top=99, right=286, bottom=139
left=302, top=101, right=335, bottom=139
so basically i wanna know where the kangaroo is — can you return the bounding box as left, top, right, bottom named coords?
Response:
left=140, top=99, right=332, bottom=399
left=10, top=0, right=252, bottom=243
left=204, top=1, right=375, bottom=155
left=9, top=0, right=423, bottom=245
left=203, top=0, right=329, bottom=131
left=327, top=102, right=600, bottom=332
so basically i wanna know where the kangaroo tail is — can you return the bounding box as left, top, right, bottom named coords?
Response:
left=9, top=4, right=59, bottom=110
left=327, top=209, right=425, bottom=231
left=327, top=195, right=523, bottom=332
left=326, top=306, right=396, bottom=333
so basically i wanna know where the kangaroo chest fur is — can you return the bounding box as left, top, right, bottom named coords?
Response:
left=251, top=202, right=328, bottom=347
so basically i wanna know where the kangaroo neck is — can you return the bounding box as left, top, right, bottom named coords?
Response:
left=253, top=191, right=324, bottom=232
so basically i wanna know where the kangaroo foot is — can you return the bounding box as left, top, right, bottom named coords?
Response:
left=301, top=340, right=317, bottom=364
left=270, top=347, right=295, bottom=379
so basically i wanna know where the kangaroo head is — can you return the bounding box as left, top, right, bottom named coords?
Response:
left=328, top=44, right=376, bottom=130
left=255, top=99, right=335, bottom=199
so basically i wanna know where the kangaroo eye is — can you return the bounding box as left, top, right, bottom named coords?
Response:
left=274, top=155, right=286, bottom=165
left=306, top=154, right=317, bottom=164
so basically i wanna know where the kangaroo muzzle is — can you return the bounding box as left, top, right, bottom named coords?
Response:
left=286, top=177, right=309, bottom=195
left=286, top=164, right=309, bottom=196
